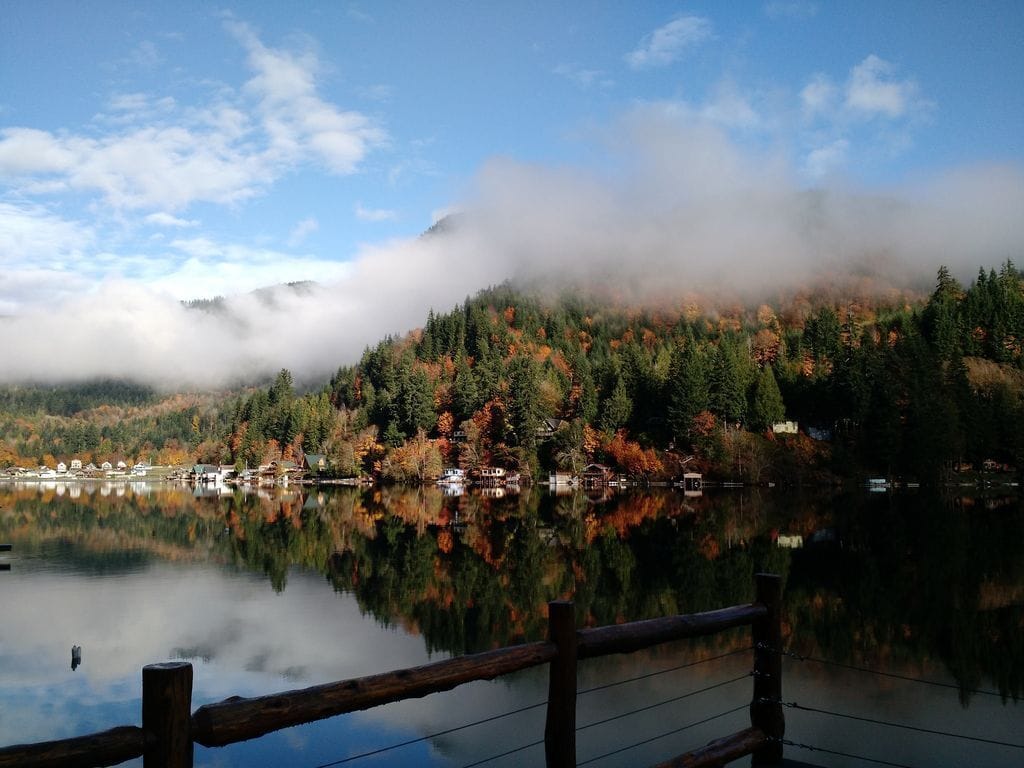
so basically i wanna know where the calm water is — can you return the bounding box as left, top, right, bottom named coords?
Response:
left=0, top=481, right=1020, bottom=767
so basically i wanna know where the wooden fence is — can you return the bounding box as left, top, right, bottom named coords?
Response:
left=0, top=573, right=783, bottom=768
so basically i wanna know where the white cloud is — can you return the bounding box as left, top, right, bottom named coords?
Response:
left=430, top=205, right=461, bottom=225
left=229, top=20, right=387, bottom=175
left=287, top=216, right=319, bottom=246
left=625, top=15, right=712, bottom=70
left=354, top=202, right=397, bottom=222
left=553, top=63, right=611, bottom=90
left=2, top=102, right=1021, bottom=388
left=845, top=54, right=926, bottom=119
left=699, top=81, right=761, bottom=129
left=803, top=138, right=849, bottom=178
left=0, top=22, right=385, bottom=213
left=0, top=202, right=93, bottom=263
left=0, top=203, right=98, bottom=313
left=145, top=212, right=198, bottom=228
left=800, top=73, right=836, bottom=120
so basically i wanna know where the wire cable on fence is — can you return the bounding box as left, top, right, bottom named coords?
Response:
left=578, top=646, right=751, bottom=697
left=577, top=673, right=750, bottom=733
left=459, top=737, right=546, bottom=768
left=312, top=699, right=546, bottom=768
left=766, top=698, right=1024, bottom=750
left=576, top=703, right=749, bottom=766
left=775, top=737, right=921, bottom=768
left=758, top=643, right=1009, bottom=699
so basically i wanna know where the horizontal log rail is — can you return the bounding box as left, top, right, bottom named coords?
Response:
left=192, top=640, right=557, bottom=747
left=577, top=603, right=766, bottom=659
left=0, top=573, right=783, bottom=768
left=651, top=726, right=767, bottom=768
left=0, top=725, right=144, bottom=768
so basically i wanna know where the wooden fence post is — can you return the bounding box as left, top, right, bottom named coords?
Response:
left=143, top=662, right=193, bottom=768
left=544, top=601, right=577, bottom=768
left=750, top=573, right=783, bottom=764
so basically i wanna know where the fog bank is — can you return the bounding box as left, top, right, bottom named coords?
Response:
left=3, top=107, right=1022, bottom=389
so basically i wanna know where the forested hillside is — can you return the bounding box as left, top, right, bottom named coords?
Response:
left=3, top=263, right=1023, bottom=483
left=0, top=383, right=229, bottom=468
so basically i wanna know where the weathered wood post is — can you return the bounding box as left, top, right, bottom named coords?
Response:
left=544, top=601, right=577, bottom=768
left=143, top=662, right=193, bottom=768
left=750, top=573, right=783, bottom=764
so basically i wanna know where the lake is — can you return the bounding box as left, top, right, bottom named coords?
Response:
left=0, top=481, right=1020, bottom=767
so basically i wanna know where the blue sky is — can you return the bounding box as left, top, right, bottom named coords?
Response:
left=1, top=1, right=1023, bottom=385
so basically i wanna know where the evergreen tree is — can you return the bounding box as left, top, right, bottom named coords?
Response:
left=709, top=336, right=748, bottom=425
left=750, top=366, right=785, bottom=432
left=599, top=376, right=633, bottom=433
left=666, top=333, right=709, bottom=442
left=452, top=353, right=480, bottom=421
left=506, top=355, right=544, bottom=447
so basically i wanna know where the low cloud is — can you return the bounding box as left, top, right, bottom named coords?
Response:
left=2, top=105, right=1022, bottom=389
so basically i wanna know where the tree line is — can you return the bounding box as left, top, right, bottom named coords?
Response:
left=2, top=262, right=1022, bottom=482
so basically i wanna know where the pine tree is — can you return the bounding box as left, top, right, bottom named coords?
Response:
left=666, top=333, right=709, bottom=442
left=750, top=366, right=785, bottom=432
left=599, top=376, right=632, bottom=433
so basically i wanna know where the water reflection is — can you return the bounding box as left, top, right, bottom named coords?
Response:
left=0, top=482, right=1020, bottom=766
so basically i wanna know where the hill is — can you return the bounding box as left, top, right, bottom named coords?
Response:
left=3, top=263, right=1023, bottom=483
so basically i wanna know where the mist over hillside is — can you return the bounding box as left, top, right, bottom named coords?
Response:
left=3, top=108, right=1022, bottom=390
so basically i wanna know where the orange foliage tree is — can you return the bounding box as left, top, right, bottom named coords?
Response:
left=604, top=430, right=663, bottom=478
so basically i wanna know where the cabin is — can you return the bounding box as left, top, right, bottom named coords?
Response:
left=438, top=468, right=467, bottom=485
left=548, top=473, right=576, bottom=487
left=190, top=464, right=224, bottom=484
left=581, top=463, right=613, bottom=487
left=772, top=421, right=799, bottom=435
left=100, top=461, right=113, bottom=471
left=681, top=472, right=703, bottom=492
left=535, top=418, right=567, bottom=440
left=304, top=454, right=329, bottom=474
left=478, top=467, right=507, bottom=486
left=56, top=462, right=67, bottom=474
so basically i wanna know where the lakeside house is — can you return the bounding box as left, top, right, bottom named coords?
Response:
left=581, top=464, right=617, bottom=488
left=772, top=421, right=799, bottom=435
left=304, top=454, right=329, bottom=474
left=190, top=464, right=225, bottom=484
left=438, top=468, right=467, bottom=486
left=535, top=418, right=567, bottom=440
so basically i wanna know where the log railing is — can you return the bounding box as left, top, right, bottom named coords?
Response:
left=0, top=573, right=783, bottom=768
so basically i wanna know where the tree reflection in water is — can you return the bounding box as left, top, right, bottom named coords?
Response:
left=1, top=482, right=1020, bottom=704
